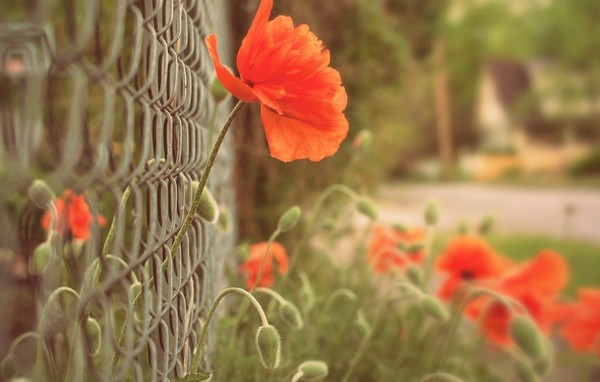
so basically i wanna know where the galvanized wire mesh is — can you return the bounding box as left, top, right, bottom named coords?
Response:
left=0, top=0, right=235, bottom=380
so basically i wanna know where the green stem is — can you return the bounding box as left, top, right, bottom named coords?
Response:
left=254, top=287, right=287, bottom=305
left=191, top=287, right=269, bottom=372
left=252, top=230, right=280, bottom=290
left=111, top=100, right=244, bottom=376
left=421, top=223, right=437, bottom=290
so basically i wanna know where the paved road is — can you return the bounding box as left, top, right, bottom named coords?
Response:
left=376, top=183, right=600, bottom=243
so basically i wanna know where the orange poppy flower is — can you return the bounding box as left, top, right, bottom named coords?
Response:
left=240, top=241, right=289, bottom=289
left=467, top=250, right=568, bottom=345
left=368, top=225, right=425, bottom=273
left=435, top=235, right=510, bottom=300
left=558, top=288, right=600, bottom=356
left=42, top=189, right=106, bottom=242
left=205, top=0, right=349, bottom=162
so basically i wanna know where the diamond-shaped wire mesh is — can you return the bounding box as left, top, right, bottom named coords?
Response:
left=0, top=1, right=234, bottom=380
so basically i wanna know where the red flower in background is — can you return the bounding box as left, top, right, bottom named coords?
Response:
left=467, top=250, right=569, bottom=345
left=435, top=235, right=510, bottom=300
left=557, top=288, right=600, bottom=356
left=368, top=225, right=425, bottom=273
left=205, top=0, right=348, bottom=162
left=42, top=189, right=106, bottom=241
left=240, top=241, right=289, bottom=289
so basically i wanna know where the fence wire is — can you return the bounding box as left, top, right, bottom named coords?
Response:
left=0, top=0, right=235, bottom=380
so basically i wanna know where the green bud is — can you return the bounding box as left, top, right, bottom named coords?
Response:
left=86, top=317, right=102, bottom=356
left=424, top=200, right=438, bottom=225
left=277, top=206, right=301, bottom=233
left=510, top=315, right=545, bottom=361
left=532, top=343, right=552, bottom=376
left=356, top=197, right=378, bottom=220
left=406, top=265, right=423, bottom=286
left=190, top=182, right=220, bottom=224
left=515, top=359, right=539, bottom=382
left=210, top=75, right=231, bottom=103
left=420, top=295, right=449, bottom=322
left=255, top=325, right=281, bottom=369
left=28, top=180, right=55, bottom=209
left=33, top=242, right=54, bottom=275
left=353, top=129, right=374, bottom=151
left=478, top=215, right=495, bottom=235
left=279, top=301, right=304, bottom=330
left=218, top=205, right=232, bottom=232
left=297, top=360, right=329, bottom=380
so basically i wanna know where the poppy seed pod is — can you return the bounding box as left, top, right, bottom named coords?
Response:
left=28, top=180, right=55, bottom=209
left=510, top=315, right=545, bottom=361
left=297, top=360, right=329, bottom=380
left=424, top=200, right=438, bottom=225
left=420, top=295, right=449, bottom=322
left=277, top=206, right=301, bottom=233
left=279, top=301, right=304, bottom=330
left=356, top=198, right=378, bottom=220
left=255, top=325, right=281, bottom=369
left=210, top=75, right=231, bottom=103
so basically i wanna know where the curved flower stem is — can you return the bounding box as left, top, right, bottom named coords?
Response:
left=191, top=287, right=269, bottom=373
left=111, top=100, right=244, bottom=376
left=254, top=287, right=288, bottom=305
left=252, top=229, right=281, bottom=290
left=287, top=184, right=358, bottom=273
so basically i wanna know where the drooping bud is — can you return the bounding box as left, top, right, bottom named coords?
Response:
left=210, top=75, right=231, bottom=103
left=478, top=215, right=495, bottom=235
left=424, top=200, right=438, bottom=225
left=28, top=180, right=55, bottom=209
left=279, top=301, right=304, bottom=330
left=420, top=295, right=449, bottom=322
left=218, top=205, right=232, bottom=233
left=86, top=317, right=102, bottom=356
left=190, top=181, right=220, bottom=224
left=32, top=241, right=54, bottom=275
left=277, top=206, right=301, bottom=233
left=255, top=325, right=281, bottom=369
left=353, top=129, right=374, bottom=151
left=297, top=360, right=329, bottom=381
left=515, top=359, right=539, bottom=382
left=509, top=315, right=545, bottom=361
left=356, top=197, right=378, bottom=220
left=406, top=265, right=423, bottom=286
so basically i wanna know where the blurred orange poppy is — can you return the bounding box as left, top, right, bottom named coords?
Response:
left=558, top=288, right=600, bottom=356
left=42, top=189, right=106, bottom=242
left=435, top=235, right=510, bottom=300
left=467, top=250, right=568, bottom=345
left=368, top=225, right=425, bottom=273
left=240, top=241, right=289, bottom=289
left=205, top=0, right=348, bottom=162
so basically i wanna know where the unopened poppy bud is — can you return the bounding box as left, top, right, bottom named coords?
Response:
left=190, top=182, right=220, bottom=224
left=33, top=242, right=53, bottom=275
left=424, top=200, right=438, bottom=225
left=255, top=325, right=281, bottom=369
left=353, top=129, right=373, bottom=151
left=86, top=317, right=102, bottom=356
left=210, top=75, right=231, bottom=103
left=478, top=215, right=495, bottom=235
left=218, top=206, right=232, bottom=232
left=406, top=265, right=423, bottom=286
left=515, top=359, right=539, bottom=382
left=297, top=360, right=329, bottom=380
left=277, top=206, right=301, bottom=233
left=28, top=180, right=55, bottom=209
left=356, top=198, right=378, bottom=220
left=420, top=295, right=449, bottom=322
left=532, top=343, right=552, bottom=376
left=510, top=315, right=545, bottom=361
left=279, top=301, right=303, bottom=330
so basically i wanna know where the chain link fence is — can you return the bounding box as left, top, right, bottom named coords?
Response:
left=0, top=0, right=235, bottom=380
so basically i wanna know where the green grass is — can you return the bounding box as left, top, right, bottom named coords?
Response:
left=487, top=234, right=600, bottom=298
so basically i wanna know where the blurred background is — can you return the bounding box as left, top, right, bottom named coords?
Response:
left=227, top=0, right=600, bottom=243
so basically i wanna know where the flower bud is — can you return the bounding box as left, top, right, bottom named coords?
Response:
left=297, top=360, right=329, bottom=380
left=478, top=215, right=495, bottom=235
left=279, top=301, right=303, bottom=330
left=190, top=182, right=220, bottom=224
left=532, top=344, right=552, bottom=376
left=210, top=75, right=231, bottom=103
left=420, top=295, right=449, bottom=322
left=515, top=359, right=539, bottom=382
left=356, top=198, right=378, bottom=220
left=28, top=180, right=55, bottom=209
left=86, top=317, right=102, bottom=356
left=424, top=200, right=438, bottom=225
left=218, top=206, right=232, bottom=233
left=406, top=265, right=423, bottom=286
left=33, top=242, right=54, bottom=275
left=510, top=315, right=545, bottom=361
left=277, top=206, right=301, bottom=233
left=353, top=129, right=373, bottom=151
left=255, top=325, right=281, bottom=369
